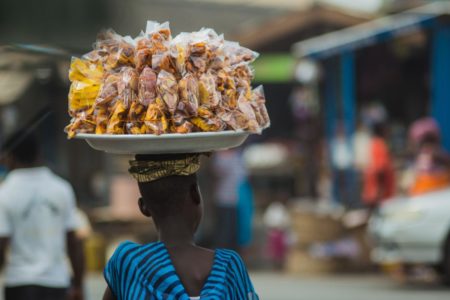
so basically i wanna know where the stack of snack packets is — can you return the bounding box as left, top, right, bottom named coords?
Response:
left=66, top=21, right=270, bottom=138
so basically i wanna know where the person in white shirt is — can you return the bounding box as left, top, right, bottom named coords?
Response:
left=0, top=131, right=84, bottom=300
left=330, top=123, right=354, bottom=206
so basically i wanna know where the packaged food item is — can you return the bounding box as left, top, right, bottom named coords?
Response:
left=138, top=67, right=157, bottom=106
left=157, top=70, right=178, bottom=114
left=198, top=72, right=220, bottom=108
left=216, top=69, right=237, bottom=109
left=106, top=101, right=127, bottom=134
left=251, top=85, right=270, bottom=129
left=126, top=101, right=147, bottom=134
left=191, top=106, right=225, bottom=132
left=66, top=21, right=270, bottom=137
left=95, top=73, right=120, bottom=106
left=94, top=106, right=109, bottom=135
left=89, top=29, right=136, bottom=71
left=178, top=73, right=199, bottom=116
left=135, top=48, right=153, bottom=72
left=223, top=41, right=259, bottom=66
left=68, top=58, right=104, bottom=113
left=66, top=112, right=96, bottom=138
left=237, top=93, right=259, bottom=133
left=145, top=98, right=170, bottom=135
left=172, top=111, right=194, bottom=134
left=170, top=32, right=190, bottom=76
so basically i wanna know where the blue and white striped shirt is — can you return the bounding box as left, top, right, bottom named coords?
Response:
left=104, top=241, right=259, bottom=300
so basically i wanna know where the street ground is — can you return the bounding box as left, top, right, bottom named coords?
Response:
left=83, top=272, right=450, bottom=300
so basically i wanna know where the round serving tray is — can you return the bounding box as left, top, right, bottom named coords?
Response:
left=75, top=130, right=252, bottom=154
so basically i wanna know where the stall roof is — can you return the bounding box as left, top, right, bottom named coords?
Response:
left=292, top=2, right=450, bottom=59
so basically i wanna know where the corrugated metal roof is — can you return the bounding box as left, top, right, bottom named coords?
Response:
left=292, top=2, right=450, bottom=59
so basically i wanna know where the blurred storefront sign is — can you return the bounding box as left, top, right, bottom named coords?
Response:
left=253, top=54, right=295, bottom=83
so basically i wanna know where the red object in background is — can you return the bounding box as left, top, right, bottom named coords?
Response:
left=363, top=137, right=396, bottom=205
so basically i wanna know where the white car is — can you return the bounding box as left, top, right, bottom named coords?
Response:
left=369, top=188, right=450, bottom=283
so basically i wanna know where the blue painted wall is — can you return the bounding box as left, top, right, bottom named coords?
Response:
left=431, top=25, right=450, bottom=151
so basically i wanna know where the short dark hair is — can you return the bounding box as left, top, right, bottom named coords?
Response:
left=2, top=130, right=39, bottom=165
left=138, top=174, right=198, bottom=219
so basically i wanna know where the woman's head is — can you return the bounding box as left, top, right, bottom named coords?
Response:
left=137, top=174, right=202, bottom=232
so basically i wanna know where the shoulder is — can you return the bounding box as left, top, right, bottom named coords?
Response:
left=46, top=171, right=74, bottom=192
left=216, top=249, right=257, bottom=295
left=108, top=241, right=165, bottom=265
left=110, top=241, right=141, bottom=260
left=217, top=249, right=247, bottom=270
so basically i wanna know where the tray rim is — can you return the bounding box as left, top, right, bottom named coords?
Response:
left=74, top=129, right=256, bottom=140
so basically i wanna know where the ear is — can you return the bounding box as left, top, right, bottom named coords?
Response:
left=138, top=197, right=152, bottom=217
left=190, top=184, right=201, bottom=205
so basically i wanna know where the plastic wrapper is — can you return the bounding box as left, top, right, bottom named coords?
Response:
left=198, top=72, right=220, bottom=108
left=216, top=69, right=237, bottom=109
left=106, top=101, right=127, bottom=134
left=237, top=93, right=259, bottom=133
left=145, top=98, right=170, bottom=135
left=117, top=67, right=139, bottom=108
left=223, top=41, right=259, bottom=66
left=216, top=108, right=246, bottom=131
left=88, top=30, right=135, bottom=71
left=157, top=70, right=178, bottom=114
left=66, top=21, right=270, bottom=138
left=170, top=32, right=189, bottom=76
left=172, top=111, right=194, bottom=134
left=126, top=102, right=147, bottom=134
left=152, top=52, right=176, bottom=74
left=191, top=106, right=225, bottom=132
left=66, top=112, right=96, bottom=138
left=135, top=48, right=152, bottom=72
left=251, top=85, right=270, bottom=129
left=68, top=58, right=104, bottom=113
left=178, top=73, right=199, bottom=116
left=95, top=73, right=120, bottom=106
left=138, top=67, right=157, bottom=106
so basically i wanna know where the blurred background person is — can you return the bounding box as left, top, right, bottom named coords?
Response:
left=362, top=122, right=396, bottom=211
left=236, top=175, right=255, bottom=258
left=404, top=117, right=450, bottom=196
left=352, top=120, right=372, bottom=208
left=212, top=149, right=247, bottom=250
left=0, top=131, right=84, bottom=300
left=330, top=122, right=354, bottom=207
left=263, top=200, right=291, bottom=270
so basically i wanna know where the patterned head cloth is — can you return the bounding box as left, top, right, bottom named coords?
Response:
left=128, top=154, right=201, bottom=183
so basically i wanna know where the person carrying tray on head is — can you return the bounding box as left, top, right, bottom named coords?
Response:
left=0, top=130, right=85, bottom=300
left=102, top=153, right=259, bottom=300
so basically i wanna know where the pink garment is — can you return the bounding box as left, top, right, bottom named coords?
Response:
left=267, top=228, right=288, bottom=263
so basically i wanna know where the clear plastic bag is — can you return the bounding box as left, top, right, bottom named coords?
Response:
left=198, top=72, right=220, bottom=108
left=251, top=85, right=270, bottom=129
left=144, top=98, right=170, bottom=135
left=95, top=73, right=120, bottom=106
left=223, top=41, right=259, bottom=66
left=68, top=58, right=103, bottom=113
left=138, top=67, right=157, bottom=106
left=237, top=93, right=259, bottom=133
left=170, top=32, right=190, bottom=76
left=178, top=73, right=199, bottom=116
left=117, top=67, right=139, bottom=109
left=157, top=70, right=178, bottom=114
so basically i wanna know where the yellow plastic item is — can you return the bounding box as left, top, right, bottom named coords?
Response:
left=68, top=58, right=104, bottom=112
